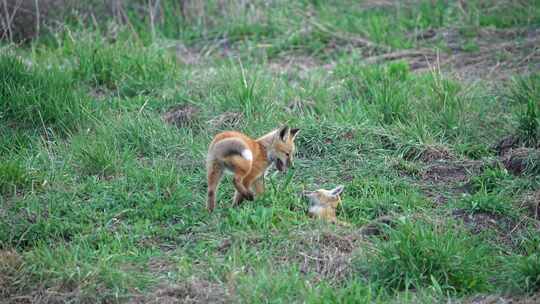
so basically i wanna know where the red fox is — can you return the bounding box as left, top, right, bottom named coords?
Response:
left=304, top=185, right=349, bottom=226
left=206, top=126, right=300, bottom=212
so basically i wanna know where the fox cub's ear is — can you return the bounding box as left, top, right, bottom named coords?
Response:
left=290, top=128, right=300, bottom=139
left=278, top=126, right=290, bottom=141
left=331, top=185, right=344, bottom=197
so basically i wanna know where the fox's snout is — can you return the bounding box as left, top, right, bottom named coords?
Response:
left=275, top=158, right=293, bottom=172
left=276, top=159, right=285, bottom=172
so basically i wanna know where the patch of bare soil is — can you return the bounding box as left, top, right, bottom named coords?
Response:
left=520, top=190, right=540, bottom=221
left=1, top=253, right=84, bottom=304
left=268, top=55, right=335, bottom=79
left=452, top=209, right=514, bottom=235
left=451, top=208, right=532, bottom=251
left=162, top=104, right=200, bottom=128
left=422, top=160, right=483, bottom=185
left=207, top=111, right=244, bottom=130
left=406, top=145, right=455, bottom=162
left=130, top=279, right=229, bottom=304
left=502, top=147, right=540, bottom=175
left=175, top=43, right=203, bottom=65
left=494, top=135, right=521, bottom=156
left=358, top=215, right=398, bottom=237
left=0, top=250, right=24, bottom=302
left=449, top=28, right=540, bottom=81
left=285, top=98, right=316, bottom=115
left=147, top=256, right=177, bottom=275
left=463, top=293, right=540, bottom=304
left=418, top=159, right=484, bottom=204
left=363, top=28, right=539, bottom=81
left=284, top=229, right=363, bottom=283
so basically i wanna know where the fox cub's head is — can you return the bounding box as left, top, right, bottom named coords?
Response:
left=303, top=185, right=344, bottom=209
left=270, top=126, right=300, bottom=172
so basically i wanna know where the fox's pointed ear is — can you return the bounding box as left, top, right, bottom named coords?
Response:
left=331, top=185, right=344, bottom=196
left=278, top=126, right=289, bottom=141
left=290, top=128, right=300, bottom=140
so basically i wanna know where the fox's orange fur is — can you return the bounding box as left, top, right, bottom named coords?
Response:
left=206, top=126, right=299, bottom=212
left=304, top=185, right=349, bottom=226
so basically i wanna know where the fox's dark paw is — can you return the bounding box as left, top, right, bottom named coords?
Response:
left=243, top=191, right=255, bottom=201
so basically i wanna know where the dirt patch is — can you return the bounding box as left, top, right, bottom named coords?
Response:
left=268, top=56, right=335, bottom=78
left=452, top=209, right=514, bottom=235
left=147, top=256, right=177, bottom=275
left=521, top=190, right=540, bottom=221
left=407, top=145, right=455, bottom=162
left=0, top=250, right=24, bottom=301
left=130, top=279, right=229, bottom=304
left=502, top=147, right=540, bottom=175
left=422, top=160, right=482, bottom=185
left=494, top=135, right=521, bottom=156
left=464, top=293, right=540, bottom=304
left=285, top=99, right=316, bottom=115
left=366, top=28, right=540, bottom=81
left=444, top=28, right=540, bottom=81
left=162, top=104, right=200, bottom=128
left=0, top=250, right=83, bottom=304
left=207, top=112, right=244, bottom=130
left=358, top=215, right=399, bottom=237
left=283, top=229, right=363, bottom=283
left=175, top=44, right=203, bottom=65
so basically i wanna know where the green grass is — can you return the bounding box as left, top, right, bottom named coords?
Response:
left=0, top=54, right=89, bottom=135
left=1, top=0, right=540, bottom=303
left=359, top=219, right=493, bottom=294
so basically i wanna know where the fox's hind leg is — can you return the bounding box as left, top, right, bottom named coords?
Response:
left=226, top=155, right=254, bottom=205
left=207, top=161, right=223, bottom=212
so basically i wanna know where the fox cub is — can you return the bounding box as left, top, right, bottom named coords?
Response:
left=304, top=185, right=349, bottom=226
left=206, top=126, right=300, bottom=212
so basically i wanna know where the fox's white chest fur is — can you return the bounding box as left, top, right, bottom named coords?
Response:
left=309, top=205, right=325, bottom=216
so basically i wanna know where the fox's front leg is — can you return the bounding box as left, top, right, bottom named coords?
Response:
left=253, top=177, right=265, bottom=196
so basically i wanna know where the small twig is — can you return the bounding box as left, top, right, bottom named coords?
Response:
left=138, top=98, right=150, bottom=115
left=299, top=252, right=324, bottom=261
left=307, top=16, right=391, bottom=52
left=508, top=216, right=528, bottom=235
left=148, top=0, right=161, bottom=41
left=2, top=0, right=12, bottom=42
left=34, top=0, right=39, bottom=37
left=362, top=49, right=434, bottom=64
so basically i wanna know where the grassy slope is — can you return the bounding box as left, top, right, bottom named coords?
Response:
left=1, top=0, right=540, bottom=303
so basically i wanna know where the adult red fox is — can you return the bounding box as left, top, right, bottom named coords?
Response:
left=206, top=126, right=300, bottom=212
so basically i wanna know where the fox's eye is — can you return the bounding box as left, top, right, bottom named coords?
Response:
left=285, top=153, right=290, bottom=157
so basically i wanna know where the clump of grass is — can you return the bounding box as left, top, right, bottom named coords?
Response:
left=103, top=113, right=184, bottom=158
left=22, top=242, right=152, bottom=302
left=517, top=99, right=540, bottom=147
left=507, top=254, right=540, bottom=294
left=0, top=158, right=31, bottom=196
left=502, top=229, right=540, bottom=294
left=506, top=74, right=540, bottom=147
left=359, top=220, right=492, bottom=294
left=67, top=32, right=178, bottom=97
left=470, top=165, right=511, bottom=193
left=70, top=113, right=185, bottom=177
left=339, top=61, right=411, bottom=125
left=71, top=132, right=131, bottom=178
left=0, top=54, right=88, bottom=135
left=459, top=191, right=514, bottom=217
left=343, top=177, right=429, bottom=222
